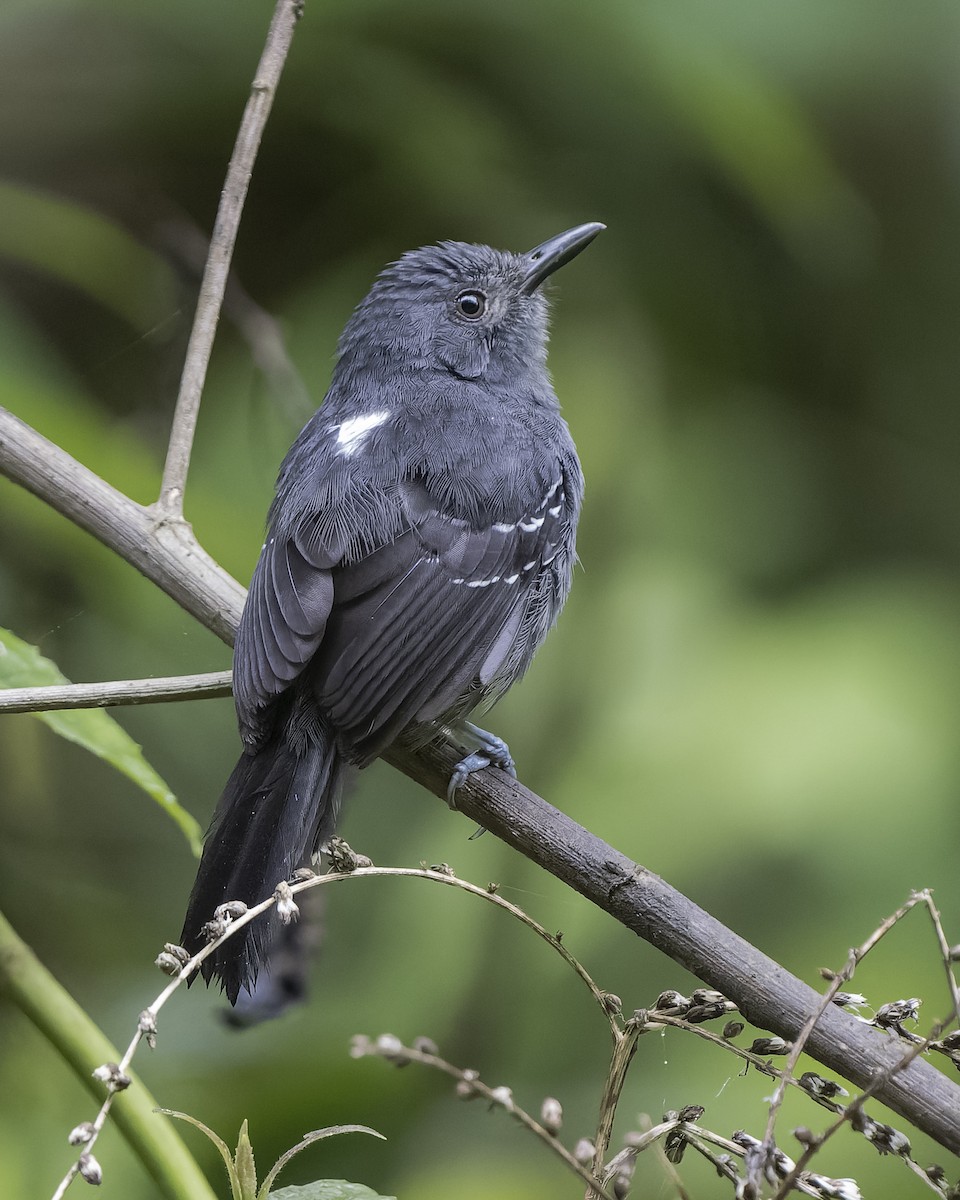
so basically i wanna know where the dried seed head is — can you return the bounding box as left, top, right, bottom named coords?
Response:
left=678, top=1105, right=705, bottom=1123
left=214, top=900, right=248, bottom=922
left=601, top=992, right=623, bottom=1015
left=489, top=1086, right=514, bottom=1111
left=291, top=867, right=317, bottom=881
left=723, top=1021, right=745, bottom=1040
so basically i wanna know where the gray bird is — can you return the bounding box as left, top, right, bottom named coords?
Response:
left=182, top=223, right=604, bottom=1002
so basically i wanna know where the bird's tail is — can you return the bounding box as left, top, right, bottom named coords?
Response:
left=181, top=703, right=345, bottom=1004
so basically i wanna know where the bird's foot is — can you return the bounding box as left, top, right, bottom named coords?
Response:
left=446, top=722, right=517, bottom=809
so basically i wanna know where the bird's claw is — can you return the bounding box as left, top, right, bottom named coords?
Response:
left=446, top=734, right=517, bottom=810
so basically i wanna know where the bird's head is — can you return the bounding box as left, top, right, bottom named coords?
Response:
left=334, top=223, right=604, bottom=389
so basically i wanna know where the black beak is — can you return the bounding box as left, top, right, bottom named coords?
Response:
left=521, top=222, right=606, bottom=295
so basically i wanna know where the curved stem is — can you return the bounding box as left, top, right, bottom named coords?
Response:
left=0, top=910, right=216, bottom=1200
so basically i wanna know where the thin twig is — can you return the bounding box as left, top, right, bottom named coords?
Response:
left=50, top=859, right=607, bottom=1199
left=759, top=891, right=925, bottom=1187
left=157, top=0, right=303, bottom=516
left=0, top=671, right=232, bottom=713
left=916, top=888, right=960, bottom=1028
left=352, top=1037, right=615, bottom=1200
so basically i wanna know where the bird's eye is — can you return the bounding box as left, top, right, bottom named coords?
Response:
left=455, top=290, right=486, bottom=319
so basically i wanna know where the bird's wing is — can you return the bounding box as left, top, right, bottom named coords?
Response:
left=314, top=473, right=571, bottom=762
left=233, top=528, right=337, bottom=749
left=234, top=460, right=572, bottom=761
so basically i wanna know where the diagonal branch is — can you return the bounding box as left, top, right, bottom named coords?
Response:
left=3, top=403, right=960, bottom=1156
left=157, top=0, right=302, bottom=517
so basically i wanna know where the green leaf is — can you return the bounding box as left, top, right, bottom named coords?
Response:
left=268, top=1184, right=396, bottom=1200
left=235, top=1119, right=259, bottom=1200
left=158, top=1109, right=243, bottom=1200
left=258, top=1126, right=385, bottom=1200
left=0, top=629, right=202, bottom=856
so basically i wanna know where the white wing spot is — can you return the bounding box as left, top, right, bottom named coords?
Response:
left=333, top=410, right=390, bottom=456
left=519, top=515, right=545, bottom=532
left=522, top=560, right=537, bottom=571
left=504, top=574, right=519, bottom=584
left=548, top=504, right=562, bottom=517
left=492, top=521, right=515, bottom=533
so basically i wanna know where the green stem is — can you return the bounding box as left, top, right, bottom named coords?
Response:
left=0, top=909, right=217, bottom=1200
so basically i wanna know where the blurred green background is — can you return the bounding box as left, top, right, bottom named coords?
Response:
left=2, top=0, right=960, bottom=1195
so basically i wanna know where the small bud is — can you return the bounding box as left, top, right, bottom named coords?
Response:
left=948, top=944, right=960, bottom=962
left=91, top=1063, right=130, bottom=1091
left=654, top=990, right=689, bottom=1012
left=350, top=1035, right=372, bottom=1058
left=601, top=992, right=622, bottom=1015
left=691, top=988, right=727, bottom=1006
left=291, top=867, right=316, bottom=881
left=412, top=1036, right=439, bottom=1055
left=826, top=1180, right=863, bottom=1200
left=540, top=1097, right=563, bottom=1134
left=573, top=1138, right=595, bottom=1164
left=678, top=1105, right=705, bottom=1123
left=793, top=1127, right=817, bottom=1148
left=485, top=881, right=500, bottom=894
left=456, top=1070, right=480, bottom=1099
left=799, top=1072, right=848, bottom=1101
left=274, top=881, right=300, bottom=925
left=374, top=1033, right=406, bottom=1063
left=748, top=1037, right=792, bottom=1057
left=723, top=1021, right=744, bottom=1040
left=201, top=917, right=227, bottom=942
left=612, top=1162, right=635, bottom=1198
left=685, top=1002, right=729, bottom=1023
left=327, top=837, right=370, bottom=872
left=832, top=992, right=868, bottom=1012
left=430, top=862, right=455, bottom=877
left=163, top=943, right=191, bottom=964
left=489, top=1085, right=514, bottom=1111
left=78, top=1152, right=102, bottom=1185
left=214, top=900, right=248, bottom=922
left=154, top=951, right=183, bottom=977
left=138, top=1010, right=158, bottom=1049
left=873, top=998, right=921, bottom=1039
left=68, top=1122, right=95, bottom=1146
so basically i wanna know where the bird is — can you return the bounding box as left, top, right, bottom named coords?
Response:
left=181, top=222, right=604, bottom=1003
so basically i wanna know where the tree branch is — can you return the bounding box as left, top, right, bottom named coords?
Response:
left=3, top=404, right=960, bottom=1155
left=0, top=671, right=233, bottom=714
left=157, top=0, right=302, bottom=516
